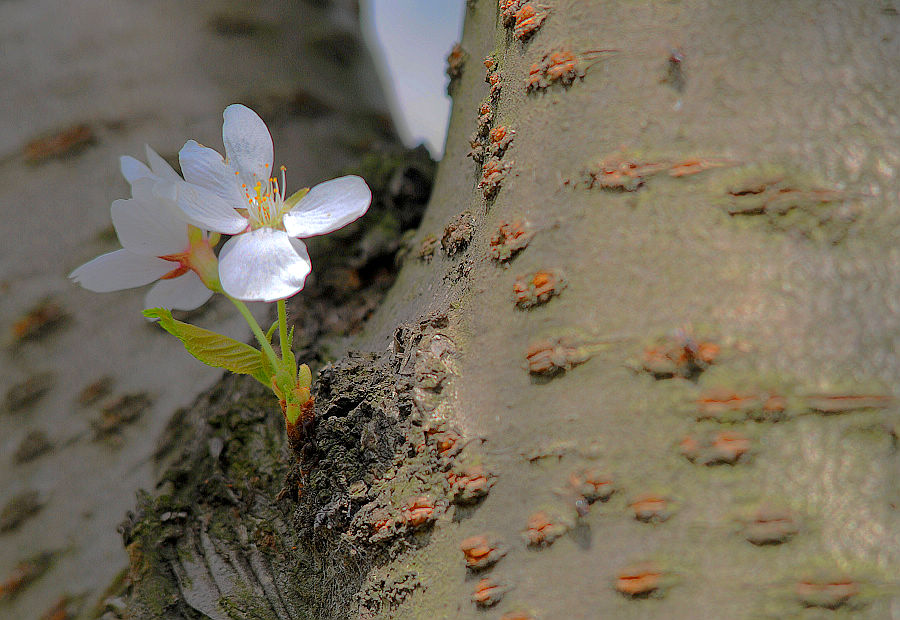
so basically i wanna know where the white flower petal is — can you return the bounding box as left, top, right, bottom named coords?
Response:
left=144, top=145, right=182, bottom=184
left=222, top=104, right=273, bottom=182
left=70, top=250, right=173, bottom=292
left=175, top=181, right=248, bottom=234
left=179, top=140, right=245, bottom=207
left=110, top=180, right=188, bottom=256
left=288, top=237, right=310, bottom=264
left=282, top=175, right=371, bottom=238
left=144, top=271, right=213, bottom=311
left=218, top=228, right=311, bottom=302
left=120, top=155, right=152, bottom=184
left=151, top=178, right=178, bottom=203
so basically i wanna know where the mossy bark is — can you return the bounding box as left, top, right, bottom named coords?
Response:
left=120, top=2, right=900, bottom=619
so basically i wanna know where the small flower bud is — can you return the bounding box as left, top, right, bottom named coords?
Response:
left=297, top=363, right=312, bottom=387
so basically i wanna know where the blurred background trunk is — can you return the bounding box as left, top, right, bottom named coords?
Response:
left=8, top=1, right=900, bottom=619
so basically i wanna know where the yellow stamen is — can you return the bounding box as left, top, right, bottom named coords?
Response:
left=239, top=163, right=290, bottom=228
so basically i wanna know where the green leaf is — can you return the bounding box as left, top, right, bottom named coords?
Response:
left=284, top=325, right=297, bottom=371
left=265, top=319, right=279, bottom=343
left=143, top=308, right=271, bottom=385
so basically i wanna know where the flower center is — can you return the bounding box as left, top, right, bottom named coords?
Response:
left=239, top=164, right=289, bottom=229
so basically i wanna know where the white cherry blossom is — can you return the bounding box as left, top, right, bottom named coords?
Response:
left=70, top=147, right=219, bottom=310
left=176, top=104, right=371, bottom=302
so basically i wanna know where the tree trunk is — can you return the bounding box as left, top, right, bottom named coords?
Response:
left=119, top=2, right=900, bottom=619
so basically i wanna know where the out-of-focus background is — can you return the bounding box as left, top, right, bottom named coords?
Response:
left=0, top=1, right=462, bottom=618
left=363, top=0, right=464, bottom=157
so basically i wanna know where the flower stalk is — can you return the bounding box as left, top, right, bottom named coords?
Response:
left=229, top=297, right=280, bottom=370
left=229, top=296, right=310, bottom=426
left=72, top=103, right=372, bottom=445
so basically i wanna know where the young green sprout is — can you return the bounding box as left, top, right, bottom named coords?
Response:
left=71, top=104, right=372, bottom=443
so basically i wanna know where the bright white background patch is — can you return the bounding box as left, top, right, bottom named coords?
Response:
left=362, top=0, right=465, bottom=158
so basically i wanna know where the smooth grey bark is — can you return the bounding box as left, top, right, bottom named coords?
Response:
left=119, top=1, right=900, bottom=619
